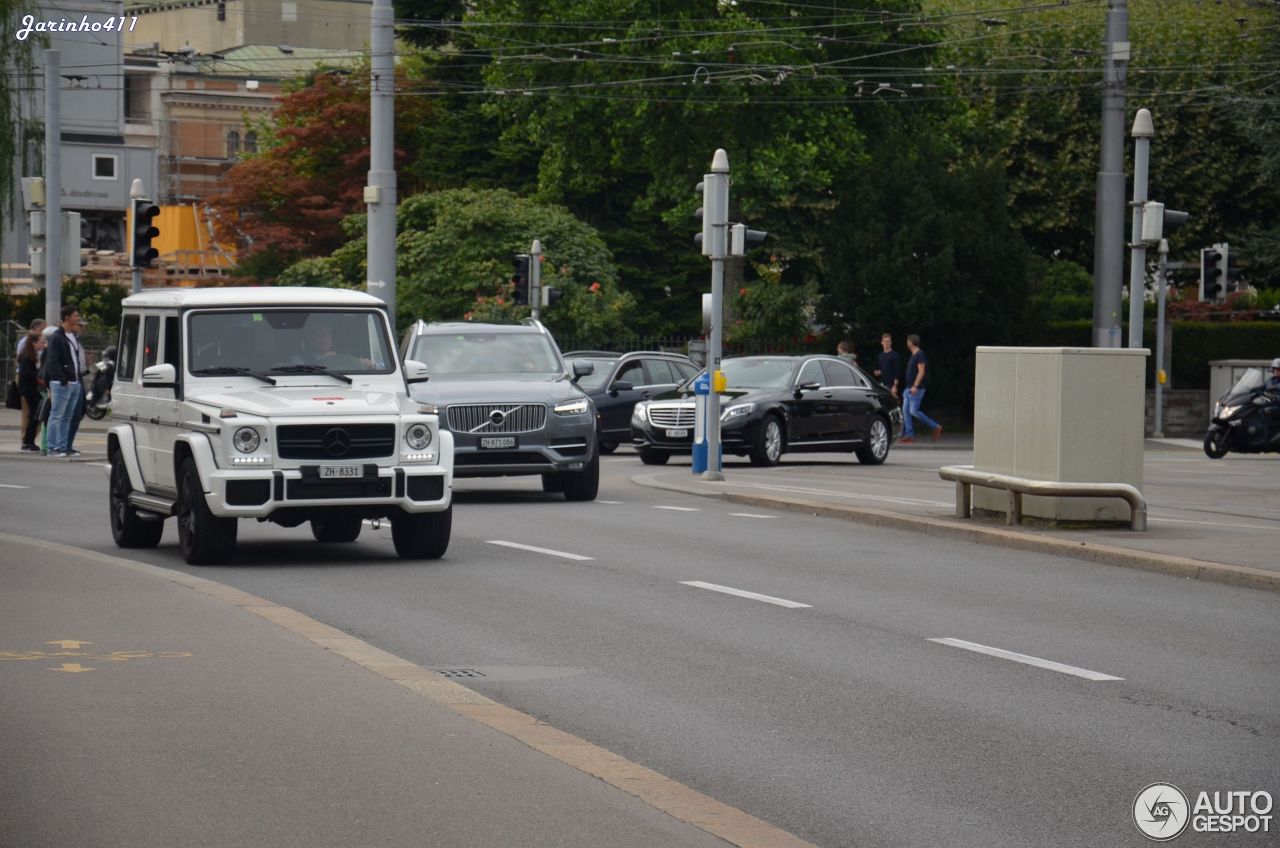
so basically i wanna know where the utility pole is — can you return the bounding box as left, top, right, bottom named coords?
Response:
left=529, top=239, right=542, bottom=321
left=1127, top=108, right=1152, bottom=349
left=366, top=0, right=397, bottom=325
left=1092, top=0, right=1129, bottom=348
left=44, top=49, right=62, bottom=327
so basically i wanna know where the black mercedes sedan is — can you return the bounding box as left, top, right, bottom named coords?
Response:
left=563, top=350, right=700, bottom=453
left=630, top=355, right=903, bottom=466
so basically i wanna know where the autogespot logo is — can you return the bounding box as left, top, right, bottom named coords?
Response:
left=1134, top=783, right=1191, bottom=841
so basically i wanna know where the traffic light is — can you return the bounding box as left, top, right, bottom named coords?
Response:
left=512, top=254, right=530, bottom=305
left=730, top=223, right=767, bottom=256
left=541, top=286, right=562, bottom=308
left=131, top=199, right=160, bottom=267
left=1200, top=244, right=1224, bottom=302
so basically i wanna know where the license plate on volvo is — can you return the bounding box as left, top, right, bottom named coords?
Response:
left=480, top=436, right=516, bottom=449
left=319, top=465, right=361, bottom=479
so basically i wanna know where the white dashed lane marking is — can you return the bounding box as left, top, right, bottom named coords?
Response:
left=680, top=581, right=812, bottom=609
left=486, top=540, right=594, bottom=561
left=929, top=638, right=1123, bottom=682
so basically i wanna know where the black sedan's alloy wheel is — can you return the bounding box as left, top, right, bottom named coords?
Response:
left=856, top=417, right=891, bottom=465
left=749, top=416, right=784, bottom=467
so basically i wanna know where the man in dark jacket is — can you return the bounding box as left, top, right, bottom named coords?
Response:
left=44, top=305, right=86, bottom=458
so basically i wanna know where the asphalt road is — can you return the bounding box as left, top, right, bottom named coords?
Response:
left=1, top=448, right=1277, bottom=847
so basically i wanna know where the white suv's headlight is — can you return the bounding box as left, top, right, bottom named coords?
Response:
left=405, top=423, right=433, bottom=450
left=721, top=402, right=755, bottom=422
left=631, top=402, right=649, bottom=425
left=554, top=398, right=589, bottom=416
left=232, top=427, right=261, bottom=453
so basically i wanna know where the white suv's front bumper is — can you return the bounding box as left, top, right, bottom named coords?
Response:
left=203, top=463, right=451, bottom=518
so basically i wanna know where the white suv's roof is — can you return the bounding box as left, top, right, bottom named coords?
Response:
left=121, top=286, right=385, bottom=310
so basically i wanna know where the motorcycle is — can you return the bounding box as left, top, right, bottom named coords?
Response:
left=1204, top=367, right=1280, bottom=458
left=84, top=346, right=116, bottom=420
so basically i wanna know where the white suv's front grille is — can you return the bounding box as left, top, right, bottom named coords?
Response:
left=447, top=403, right=547, bottom=434
left=648, top=404, right=695, bottom=428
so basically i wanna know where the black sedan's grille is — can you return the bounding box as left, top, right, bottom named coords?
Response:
left=276, top=424, right=396, bottom=460
left=648, top=405, right=696, bottom=428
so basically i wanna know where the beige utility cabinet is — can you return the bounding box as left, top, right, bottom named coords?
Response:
left=972, top=347, right=1148, bottom=523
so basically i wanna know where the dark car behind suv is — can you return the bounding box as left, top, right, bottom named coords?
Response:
left=563, top=350, right=699, bottom=453
left=630, top=354, right=903, bottom=467
left=400, top=320, right=599, bottom=500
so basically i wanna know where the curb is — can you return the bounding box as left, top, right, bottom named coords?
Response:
left=631, top=474, right=1280, bottom=595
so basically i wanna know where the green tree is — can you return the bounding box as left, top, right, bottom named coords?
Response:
left=283, top=187, right=631, bottom=339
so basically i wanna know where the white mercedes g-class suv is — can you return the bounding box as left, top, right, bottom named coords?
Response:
left=106, top=287, right=453, bottom=564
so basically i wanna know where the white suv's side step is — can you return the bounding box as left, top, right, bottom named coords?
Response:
left=130, top=492, right=175, bottom=518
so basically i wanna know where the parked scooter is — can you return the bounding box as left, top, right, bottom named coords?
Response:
left=1203, top=366, right=1280, bottom=458
left=84, top=346, right=116, bottom=420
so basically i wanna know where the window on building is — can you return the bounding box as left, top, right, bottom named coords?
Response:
left=281, top=0, right=297, bottom=22
left=216, top=1, right=226, bottom=20
left=92, top=154, right=117, bottom=180
left=226, top=130, right=240, bottom=159
left=124, top=74, right=150, bottom=122
left=244, top=131, right=257, bottom=154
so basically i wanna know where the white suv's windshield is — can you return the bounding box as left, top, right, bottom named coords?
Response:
left=410, top=332, right=561, bottom=376
left=189, top=310, right=394, bottom=375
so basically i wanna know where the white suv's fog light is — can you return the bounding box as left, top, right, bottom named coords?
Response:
left=233, top=427, right=260, bottom=453
left=405, top=423, right=432, bottom=450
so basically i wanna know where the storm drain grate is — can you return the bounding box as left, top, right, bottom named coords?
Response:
left=434, top=668, right=487, bottom=679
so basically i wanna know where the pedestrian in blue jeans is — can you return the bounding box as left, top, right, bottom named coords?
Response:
left=43, top=305, right=86, bottom=458
left=901, top=333, right=942, bottom=443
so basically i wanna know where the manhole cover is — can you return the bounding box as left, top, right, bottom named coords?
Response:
left=434, top=668, right=487, bottom=679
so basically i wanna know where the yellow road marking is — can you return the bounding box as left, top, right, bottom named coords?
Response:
left=52, top=663, right=94, bottom=673
left=47, top=639, right=90, bottom=649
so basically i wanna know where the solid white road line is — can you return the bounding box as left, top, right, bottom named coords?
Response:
left=730, top=513, right=777, bottom=519
left=929, top=638, right=1123, bottom=682
left=0, top=483, right=29, bottom=489
left=654, top=505, right=699, bottom=512
left=487, top=540, right=594, bottom=561
left=596, top=500, right=623, bottom=505
left=680, top=580, right=812, bottom=609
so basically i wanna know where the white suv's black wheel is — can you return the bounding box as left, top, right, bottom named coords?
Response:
left=561, top=452, right=599, bottom=501
left=109, top=453, right=164, bottom=549
left=176, top=458, right=237, bottom=565
left=856, top=417, right=891, bottom=465
left=391, top=505, right=451, bottom=559
left=311, top=517, right=363, bottom=543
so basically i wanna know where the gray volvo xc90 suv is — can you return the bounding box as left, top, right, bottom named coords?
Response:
left=400, top=319, right=599, bottom=500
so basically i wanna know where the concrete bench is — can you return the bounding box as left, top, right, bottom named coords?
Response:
left=938, top=465, right=1147, bottom=532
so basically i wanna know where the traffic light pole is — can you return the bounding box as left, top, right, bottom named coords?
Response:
left=702, top=150, right=730, bottom=482
left=1127, top=108, right=1152, bottom=349
left=130, top=178, right=144, bottom=293
left=530, top=239, right=542, bottom=321
left=1153, top=239, right=1170, bottom=437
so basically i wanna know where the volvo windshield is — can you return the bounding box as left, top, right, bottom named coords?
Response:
left=409, top=332, right=562, bottom=376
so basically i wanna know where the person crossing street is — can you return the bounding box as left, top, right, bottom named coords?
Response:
left=901, top=334, right=942, bottom=444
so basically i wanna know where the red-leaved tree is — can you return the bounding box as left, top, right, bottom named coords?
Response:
left=211, top=70, right=427, bottom=279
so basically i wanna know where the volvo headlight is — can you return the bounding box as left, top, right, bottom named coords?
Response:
left=405, top=423, right=433, bottom=450
left=721, top=402, right=756, bottom=422
left=232, top=427, right=261, bottom=453
left=632, top=402, right=649, bottom=426
left=554, top=398, right=589, bottom=416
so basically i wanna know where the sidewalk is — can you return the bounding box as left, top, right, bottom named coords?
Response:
left=0, top=533, right=802, bottom=848
left=631, top=442, right=1280, bottom=595
left=0, top=405, right=111, bottom=460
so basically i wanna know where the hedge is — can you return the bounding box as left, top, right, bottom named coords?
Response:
left=1045, top=320, right=1280, bottom=388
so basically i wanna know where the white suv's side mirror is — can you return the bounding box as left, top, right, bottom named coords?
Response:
left=403, top=359, right=430, bottom=384
left=141, top=363, right=177, bottom=388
